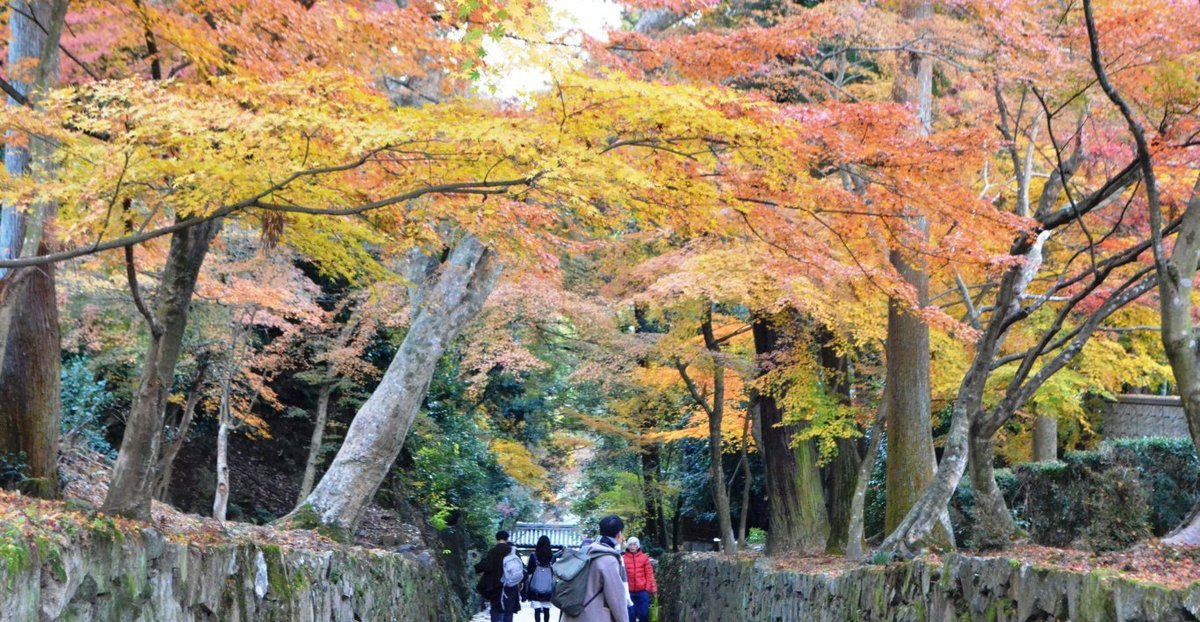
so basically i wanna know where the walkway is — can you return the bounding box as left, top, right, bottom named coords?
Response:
left=470, top=604, right=560, bottom=621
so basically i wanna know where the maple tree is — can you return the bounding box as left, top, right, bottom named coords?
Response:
left=0, top=0, right=1195, bottom=582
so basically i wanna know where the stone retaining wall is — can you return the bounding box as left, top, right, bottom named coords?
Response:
left=659, top=553, right=1200, bottom=621
left=0, top=525, right=463, bottom=622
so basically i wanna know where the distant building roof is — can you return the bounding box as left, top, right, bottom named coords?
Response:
left=510, top=522, right=581, bottom=549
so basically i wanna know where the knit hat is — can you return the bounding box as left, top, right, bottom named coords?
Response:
left=626, top=536, right=640, bottom=550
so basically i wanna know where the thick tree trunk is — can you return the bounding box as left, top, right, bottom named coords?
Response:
left=0, top=0, right=68, bottom=498
left=289, top=235, right=500, bottom=535
left=102, top=218, right=223, bottom=521
left=641, top=443, right=669, bottom=551
left=752, top=318, right=829, bottom=555
left=1155, top=182, right=1200, bottom=545
left=0, top=252, right=60, bottom=497
left=1032, top=414, right=1057, bottom=462
left=824, top=438, right=861, bottom=554
left=817, top=326, right=859, bottom=554
left=883, top=248, right=952, bottom=548
left=882, top=0, right=954, bottom=549
left=967, top=431, right=1015, bottom=549
left=298, top=380, right=335, bottom=503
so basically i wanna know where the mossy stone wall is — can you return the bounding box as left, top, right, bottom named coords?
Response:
left=659, top=553, right=1200, bottom=621
left=0, top=525, right=463, bottom=622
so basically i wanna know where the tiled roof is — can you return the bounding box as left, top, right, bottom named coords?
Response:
left=510, top=522, right=582, bottom=548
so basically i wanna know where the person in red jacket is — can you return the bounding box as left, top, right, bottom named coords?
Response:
left=622, top=537, right=657, bottom=622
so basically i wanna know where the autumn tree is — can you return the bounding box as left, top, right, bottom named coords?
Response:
left=0, top=0, right=70, bottom=498
left=1078, top=0, right=1200, bottom=544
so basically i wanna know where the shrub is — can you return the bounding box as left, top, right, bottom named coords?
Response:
left=1014, top=438, right=1200, bottom=550
left=60, top=358, right=116, bottom=458
left=0, top=451, right=29, bottom=490
left=1108, top=437, right=1200, bottom=534
left=1084, top=466, right=1152, bottom=551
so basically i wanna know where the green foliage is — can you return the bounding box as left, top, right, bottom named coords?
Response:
left=404, top=355, right=513, bottom=543
left=1084, top=466, right=1152, bottom=552
left=1109, top=437, right=1200, bottom=533
left=60, top=357, right=116, bottom=458
left=0, top=452, right=29, bottom=491
left=1014, top=438, right=1197, bottom=550
left=746, top=527, right=767, bottom=546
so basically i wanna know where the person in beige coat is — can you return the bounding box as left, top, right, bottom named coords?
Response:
left=564, top=515, right=631, bottom=622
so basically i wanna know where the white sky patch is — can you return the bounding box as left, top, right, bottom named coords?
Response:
left=477, top=0, right=624, bottom=102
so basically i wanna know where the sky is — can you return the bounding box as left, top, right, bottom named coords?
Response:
left=480, top=0, right=625, bottom=100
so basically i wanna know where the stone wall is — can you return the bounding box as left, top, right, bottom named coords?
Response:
left=0, top=525, right=464, bottom=622
left=659, top=553, right=1200, bottom=621
left=1103, top=394, right=1190, bottom=440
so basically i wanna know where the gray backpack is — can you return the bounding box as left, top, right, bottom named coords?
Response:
left=550, top=547, right=620, bottom=616
left=529, top=559, right=554, bottom=596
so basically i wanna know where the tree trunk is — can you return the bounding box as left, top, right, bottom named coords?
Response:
left=641, top=442, right=668, bottom=551
left=102, top=218, right=223, bottom=521
left=824, top=438, right=861, bottom=554
left=1032, top=414, right=1057, bottom=462
left=882, top=0, right=954, bottom=550
left=883, top=247, right=952, bottom=548
left=154, top=361, right=209, bottom=501
left=0, top=251, right=60, bottom=497
left=752, top=318, right=829, bottom=555
left=967, top=431, right=1015, bottom=549
left=212, top=374, right=232, bottom=522
left=706, top=361, right=737, bottom=555
left=298, top=380, right=335, bottom=503
left=671, top=496, right=682, bottom=552
left=736, top=414, right=752, bottom=544
left=0, top=0, right=68, bottom=499
left=846, top=404, right=887, bottom=562
left=817, top=326, right=859, bottom=554
left=289, top=234, right=501, bottom=536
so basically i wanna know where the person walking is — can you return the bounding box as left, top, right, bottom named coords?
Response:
left=524, top=535, right=557, bottom=622
left=564, top=515, right=630, bottom=622
left=622, top=537, right=657, bottom=622
left=474, top=530, right=522, bottom=622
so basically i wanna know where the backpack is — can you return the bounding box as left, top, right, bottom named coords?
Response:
left=528, top=558, right=554, bottom=597
left=502, top=546, right=525, bottom=587
left=551, top=547, right=620, bottom=616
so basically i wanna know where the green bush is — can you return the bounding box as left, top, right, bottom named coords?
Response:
left=1084, top=466, right=1152, bottom=551
left=0, top=451, right=29, bottom=490
left=1109, top=437, right=1200, bottom=534
left=60, top=358, right=116, bottom=458
left=1015, top=438, right=1200, bottom=549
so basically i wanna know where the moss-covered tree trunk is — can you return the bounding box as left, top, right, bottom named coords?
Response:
left=816, top=327, right=859, bottom=553
left=881, top=0, right=955, bottom=551
left=0, top=0, right=69, bottom=499
left=883, top=247, right=950, bottom=547
left=751, top=317, right=829, bottom=555
left=641, top=443, right=669, bottom=551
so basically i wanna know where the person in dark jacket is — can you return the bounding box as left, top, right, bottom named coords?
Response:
left=524, top=535, right=557, bottom=622
left=475, top=530, right=521, bottom=622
